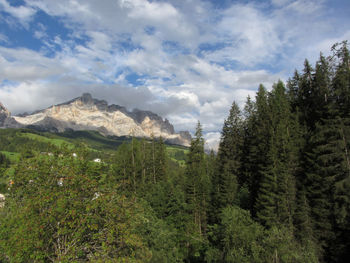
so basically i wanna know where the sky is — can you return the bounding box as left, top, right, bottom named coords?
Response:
left=0, top=0, right=349, bottom=149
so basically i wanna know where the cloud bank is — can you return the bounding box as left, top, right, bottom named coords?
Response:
left=0, top=0, right=349, bottom=149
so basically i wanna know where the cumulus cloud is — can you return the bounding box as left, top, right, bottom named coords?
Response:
left=0, top=0, right=349, bottom=150
left=0, top=0, right=36, bottom=24
left=204, top=3, right=282, bottom=67
left=204, top=132, right=221, bottom=152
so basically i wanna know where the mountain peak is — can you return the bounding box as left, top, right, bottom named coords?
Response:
left=5, top=94, right=191, bottom=146
left=0, top=102, right=20, bottom=128
left=0, top=102, right=10, bottom=117
left=80, top=93, right=93, bottom=104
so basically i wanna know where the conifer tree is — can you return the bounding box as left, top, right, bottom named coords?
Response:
left=213, top=102, right=243, bottom=211
left=298, top=43, right=350, bottom=261
left=298, top=59, right=315, bottom=129
left=255, top=81, right=297, bottom=228
left=185, top=121, right=210, bottom=236
left=329, top=41, right=350, bottom=261
left=287, top=70, right=300, bottom=111
left=304, top=117, right=339, bottom=257
left=245, top=85, right=271, bottom=216
left=155, top=136, right=167, bottom=182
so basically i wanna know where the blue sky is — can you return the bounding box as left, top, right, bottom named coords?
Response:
left=0, top=0, right=349, bottom=149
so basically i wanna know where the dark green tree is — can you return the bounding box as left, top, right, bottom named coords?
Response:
left=255, top=81, right=297, bottom=228
left=245, top=85, right=271, bottom=216
left=185, top=121, right=210, bottom=236
left=213, top=102, right=243, bottom=212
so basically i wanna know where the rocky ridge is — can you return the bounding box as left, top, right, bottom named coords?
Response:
left=0, top=102, right=20, bottom=128
left=0, top=93, right=191, bottom=146
left=0, top=102, right=9, bottom=125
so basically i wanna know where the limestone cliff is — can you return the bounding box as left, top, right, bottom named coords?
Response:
left=0, top=102, right=20, bottom=128
left=7, top=93, right=191, bottom=146
left=0, top=102, right=9, bottom=126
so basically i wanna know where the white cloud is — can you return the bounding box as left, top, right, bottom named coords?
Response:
left=0, top=47, right=66, bottom=82
left=0, top=82, right=55, bottom=114
left=284, top=0, right=325, bottom=15
left=204, top=132, right=221, bottom=152
left=0, top=0, right=349, bottom=148
left=0, top=33, right=8, bottom=43
left=125, top=0, right=178, bottom=21
left=204, top=3, right=282, bottom=67
left=0, top=0, right=36, bottom=24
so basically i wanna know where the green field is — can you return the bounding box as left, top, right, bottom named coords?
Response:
left=19, top=132, right=74, bottom=148
left=0, top=151, right=21, bottom=162
left=166, top=146, right=188, bottom=166
left=0, top=128, right=189, bottom=166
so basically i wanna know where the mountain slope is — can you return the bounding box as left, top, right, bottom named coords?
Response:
left=0, top=102, right=20, bottom=128
left=0, top=102, right=9, bottom=126
left=2, top=93, right=191, bottom=146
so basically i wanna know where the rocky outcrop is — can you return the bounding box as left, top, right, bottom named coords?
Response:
left=0, top=102, right=20, bottom=128
left=5, top=93, right=191, bottom=146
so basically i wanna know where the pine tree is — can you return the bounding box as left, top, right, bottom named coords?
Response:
left=294, top=187, right=314, bottom=242
left=213, top=102, right=243, bottom=211
left=329, top=41, right=350, bottom=262
left=245, top=85, right=271, bottom=217
left=297, top=43, right=350, bottom=261
left=298, top=59, right=315, bottom=129
left=304, top=116, right=339, bottom=257
left=287, top=70, right=300, bottom=111
left=332, top=41, right=350, bottom=117
left=185, top=121, right=210, bottom=236
left=155, top=136, right=167, bottom=182
left=255, top=81, right=297, bottom=228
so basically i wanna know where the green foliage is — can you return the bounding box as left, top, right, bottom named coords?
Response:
left=216, top=206, right=318, bottom=263
left=255, top=81, right=297, bottom=228
left=186, top=122, right=210, bottom=234
left=219, top=206, right=265, bottom=262
left=0, top=151, right=18, bottom=164
left=243, top=85, right=272, bottom=216
left=213, top=102, right=243, bottom=213
left=19, top=132, right=74, bottom=148
left=0, top=149, right=151, bottom=262
left=184, top=122, right=212, bottom=260
left=167, top=146, right=188, bottom=167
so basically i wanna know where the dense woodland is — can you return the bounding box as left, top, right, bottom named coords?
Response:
left=0, top=42, right=350, bottom=262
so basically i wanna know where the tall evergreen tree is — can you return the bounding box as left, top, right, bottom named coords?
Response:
left=255, top=81, right=297, bottom=228
left=329, top=41, right=350, bottom=262
left=304, top=116, right=339, bottom=259
left=185, top=121, right=210, bottom=236
left=245, top=85, right=271, bottom=217
left=213, top=102, right=243, bottom=212
left=154, top=136, right=167, bottom=182
left=298, top=59, right=315, bottom=129
left=287, top=70, right=301, bottom=111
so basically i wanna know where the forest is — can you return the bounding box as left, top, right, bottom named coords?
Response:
left=0, top=41, right=350, bottom=262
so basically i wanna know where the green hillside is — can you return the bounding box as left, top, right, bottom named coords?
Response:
left=0, top=128, right=189, bottom=197
left=0, top=127, right=188, bottom=167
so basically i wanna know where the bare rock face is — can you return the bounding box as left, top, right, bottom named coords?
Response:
left=0, top=102, right=21, bottom=128
left=0, top=102, right=9, bottom=125
left=9, top=93, right=191, bottom=146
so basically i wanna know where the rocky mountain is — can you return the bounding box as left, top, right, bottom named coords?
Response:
left=0, top=102, right=9, bottom=125
left=0, top=93, right=191, bottom=146
left=0, top=102, right=20, bottom=128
